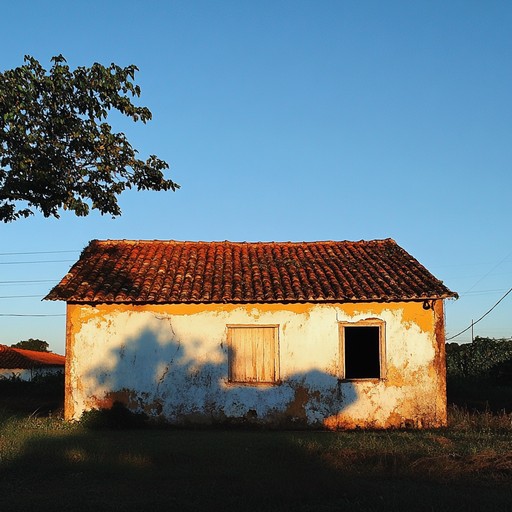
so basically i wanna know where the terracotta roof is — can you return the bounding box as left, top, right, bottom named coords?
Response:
left=45, top=239, right=457, bottom=304
left=0, top=345, right=65, bottom=369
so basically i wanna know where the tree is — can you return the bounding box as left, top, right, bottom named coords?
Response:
left=11, top=338, right=49, bottom=352
left=0, top=55, right=178, bottom=222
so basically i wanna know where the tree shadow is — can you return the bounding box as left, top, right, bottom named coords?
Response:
left=3, top=327, right=512, bottom=511
left=79, top=322, right=357, bottom=428
left=2, top=413, right=512, bottom=511
left=7, top=317, right=508, bottom=510
left=47, top=244, right=142, bottom=302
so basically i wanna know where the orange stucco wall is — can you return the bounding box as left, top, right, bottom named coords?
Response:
left=65, top=300, right=447, bottom=428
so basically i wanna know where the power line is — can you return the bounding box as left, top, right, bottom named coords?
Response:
left=0, top=294, right=43, bottom=299
left=464, top=250, right=512, bottom=294
left=446, top=286, right=512, bottom=341
left=461, top=288, right=509, bottom=296
left=0, top=250, right=79, bottom=256
left=0, top=313, right=65, bottom=317
left=0, top=259, right=75, bottom=265
left=0, top=279, right=58, bottom=284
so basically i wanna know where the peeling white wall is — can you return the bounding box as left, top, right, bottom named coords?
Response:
left=66, top=302, right=446, bottom=428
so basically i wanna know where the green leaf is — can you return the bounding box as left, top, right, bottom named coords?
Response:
left=0, top=55, right=178, bottom=222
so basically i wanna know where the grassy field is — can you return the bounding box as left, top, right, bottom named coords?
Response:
left=1, top=407, right=512, bottom=512
left=1, top=370, right=512, bottom=511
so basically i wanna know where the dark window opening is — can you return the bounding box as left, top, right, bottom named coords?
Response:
left=344, top=326, right=381, bottom=379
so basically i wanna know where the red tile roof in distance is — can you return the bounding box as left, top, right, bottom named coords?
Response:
left=0, top=345, right=65, bottom=369
left=45, top=239, right=457, bottom=304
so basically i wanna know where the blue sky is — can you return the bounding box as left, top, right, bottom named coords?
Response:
left=1, top=0, right=511, bottom=354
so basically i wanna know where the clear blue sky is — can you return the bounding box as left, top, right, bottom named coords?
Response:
left=1, top=0, right=511, bottom=354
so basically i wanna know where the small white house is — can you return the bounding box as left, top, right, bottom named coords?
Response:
left=46, top=239, right=457, bottom=428
left=0, top=344, right=65, bottom=381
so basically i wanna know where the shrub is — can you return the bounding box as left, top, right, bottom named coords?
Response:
left=0, top=372, right=64, bottom=415
left=447, top=337, right=512, bottom=413
left=80, top=402, right=148, bottom=429
left=446, top=337, right=512, bottom=381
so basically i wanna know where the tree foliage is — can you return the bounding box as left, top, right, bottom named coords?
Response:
left=446, top=336, right=512, bottom=382
left=11, top=338, right=49, bottom=352
left=0, top=55, right=178, bottom=222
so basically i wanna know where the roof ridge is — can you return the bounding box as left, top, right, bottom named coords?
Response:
left=90, top=238, right=397, bottom=245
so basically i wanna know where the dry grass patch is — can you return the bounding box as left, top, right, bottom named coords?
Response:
left=2, top=408, right=512, bottom=511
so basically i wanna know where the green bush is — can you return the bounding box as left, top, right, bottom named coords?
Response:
left=0, top=372, right=64, bottom=415
left=446, top=336, right=512, bottom=381
left=447, top=337, right=512, bottom=412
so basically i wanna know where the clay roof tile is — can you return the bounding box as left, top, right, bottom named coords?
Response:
left=45, top=239, right=457, bottom=304
left=0, top=345, right=65, bottom=369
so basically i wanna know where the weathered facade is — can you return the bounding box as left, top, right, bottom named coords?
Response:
left=46, top=239, right=457, bottom=428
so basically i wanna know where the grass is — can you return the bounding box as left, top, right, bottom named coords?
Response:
left=1, top=374, right=512, bottom=511
left=448, top=376, right=512, bottom=413
left=1, top=407, right=512, bottom=511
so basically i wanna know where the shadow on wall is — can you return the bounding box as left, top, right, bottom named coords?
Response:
left=81, top=323, right=357, bottom=428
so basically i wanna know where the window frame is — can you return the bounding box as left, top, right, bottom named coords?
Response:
left=226, top=324, right=280, bottom=385
left=338, top=318, right=386, bottom=381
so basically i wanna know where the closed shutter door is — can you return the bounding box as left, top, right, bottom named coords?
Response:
left=228, top=326, right=277, bottom=383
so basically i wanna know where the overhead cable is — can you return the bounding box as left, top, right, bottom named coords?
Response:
left=446, top=286, right=512, bottom=341
left=0, top=294, right=43, bottom=299
left=0, top=279, right=58, bottom=284
left=0, top=250, right=79, bottom=256
left=0, top=313, right=65, bottom=317
left=0, top=259, right=75, bottom=265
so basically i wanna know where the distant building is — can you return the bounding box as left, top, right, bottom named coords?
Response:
left=0, top=344, right=65, bottom=381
